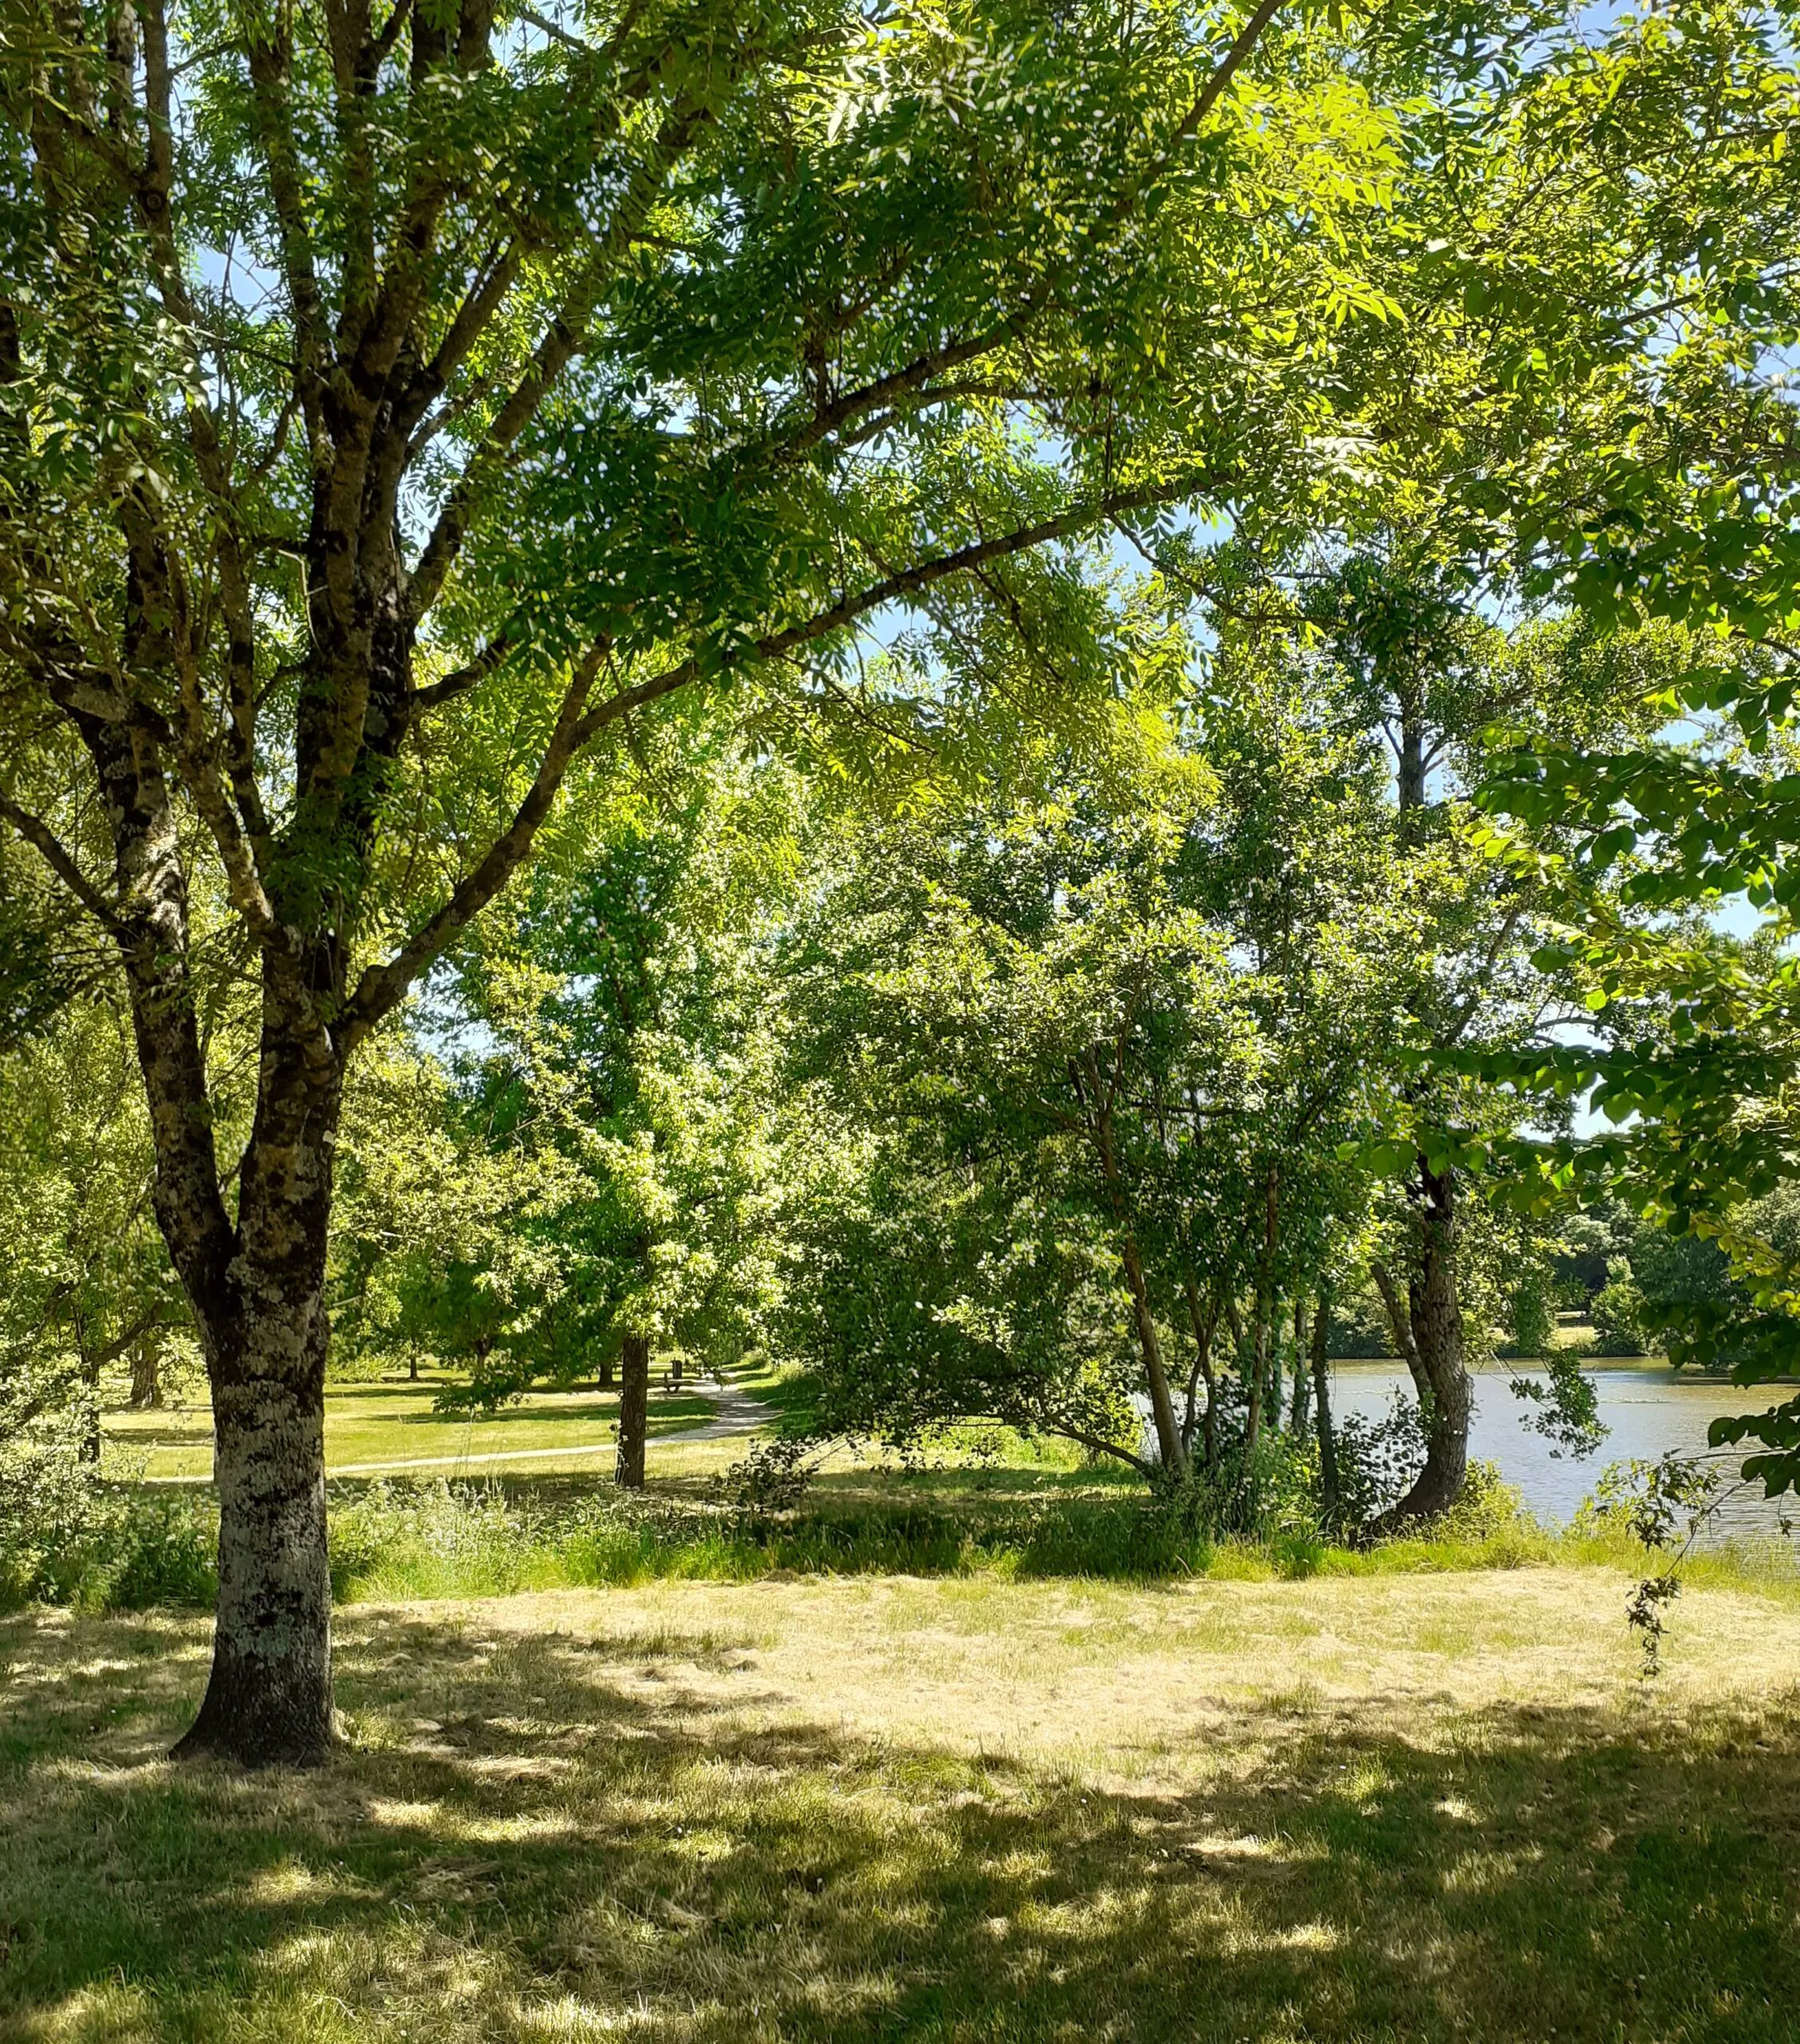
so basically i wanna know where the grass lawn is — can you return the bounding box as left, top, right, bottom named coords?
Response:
left=104, top=1373, right=731, bottom=1483
left=4, top=1564, right=1798, bottom=2042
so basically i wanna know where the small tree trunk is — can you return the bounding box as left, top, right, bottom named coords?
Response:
left=1245, top=1284, right=1271, bottom=1452
left=79, top=1346, right=103, bottom=1464
left=1121, top=1234, right=1185, bottom=1476
left=596, top=1348, right=614, bottom=1390
left=408, top=1349, right=419, bottom=1383
left=615, top=1333, right=649, bottom=1489
left=670, top=1350, right=683, bottom=1386
left=1084, top=1070, right=1185, bottom=1476
left=130, top=1329, right=164, bottom=1408
left=1181, top=1276, right=1220, bottom=1470
left=1311, top=1292, right=1338, bottom=1519
left=1288, top=1296, right=1311, bottom=1439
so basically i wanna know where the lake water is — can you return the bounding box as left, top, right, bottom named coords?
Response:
left=1327, top=1363, right=1797, bottom=1545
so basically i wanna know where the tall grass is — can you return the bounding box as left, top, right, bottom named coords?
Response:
left=324, top=1479, right=1223, bottom=1600
left=7, top=1472, right=1794, bottom=1614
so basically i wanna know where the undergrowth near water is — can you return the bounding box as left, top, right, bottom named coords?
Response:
left=8, top=1468, right=1794, bottom=1613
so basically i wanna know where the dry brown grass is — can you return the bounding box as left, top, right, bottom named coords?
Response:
left=4, top=1567, right=1798, bottom=2042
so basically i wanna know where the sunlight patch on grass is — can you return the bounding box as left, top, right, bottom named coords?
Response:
left=5, top=1571, right=1800, bottom=2040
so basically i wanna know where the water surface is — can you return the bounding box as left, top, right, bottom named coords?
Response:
left=1327, top=1362, right=1797, bottom=1544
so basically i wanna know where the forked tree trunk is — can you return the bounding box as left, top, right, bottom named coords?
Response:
left=615, top=1333, right=649, bottom=1489
left=1181, top=1274, right=1220, bottom=1471
left=1121, top=1234, right=1185, bottom=1475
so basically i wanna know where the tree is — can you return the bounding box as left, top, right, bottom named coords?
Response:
left=425, top=751, right=795, bottom=1487
left=1446, top=1, right=1800, bottom=1502
left=1, top=0, right=1401, bottom=1759
left=779, top=644, right=1421, bottom=1498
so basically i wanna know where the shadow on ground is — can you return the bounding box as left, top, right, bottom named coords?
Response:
left=1, top=1605, right=1795, bottom=2042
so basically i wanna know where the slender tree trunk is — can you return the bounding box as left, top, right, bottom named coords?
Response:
left=615, top=1333, right=649, bottom=1489
left=1244, top=1169, right=1279, bottom=1455
left=1245, top=1285, right=1272, bottom=1452
left=1288, top=1295, right=1311, bottom=1439
left=1311, top=1292, right=1338, bottom=1520
left=78, top=1333, right=102, bottom=1464
left=1181, top=1275, right=1220, bottom=1471
left=596, top=1349, right=614, bottom=1390
left=1084, top=1065, right=1185, bottom=1476
left=1120, top=1234, right=1185, bottom=1475
left=1371, top=1166, right=1471, bottom=1527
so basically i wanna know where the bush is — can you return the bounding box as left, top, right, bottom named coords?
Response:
left=1, top=1483, right=217, bottom=1612
left=1330, top=1395, right=1427, bottom=1532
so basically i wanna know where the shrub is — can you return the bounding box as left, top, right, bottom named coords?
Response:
left=1, top=1483, right=217, bottom=1611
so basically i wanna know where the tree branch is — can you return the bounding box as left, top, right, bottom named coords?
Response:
left=405, top=70, right=728, bottom=625
left=0, top=796, right=129, bottom=937
left=411, top=628, right=517, bottom=713
left=350, top=473, right=1209, bottom=1049
left=338, top=636, right=611, bottom=1048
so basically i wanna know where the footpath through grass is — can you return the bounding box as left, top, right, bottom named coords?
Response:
left=5, top=1565, right=1799, bottom=2043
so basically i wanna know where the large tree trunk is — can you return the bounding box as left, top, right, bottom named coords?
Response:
left=1371, top=1164, right=1471, bottom=1527
left=172, top=990, right=343, bottom=1768
left=174, top=1326, right=333, bottom=1766
left=615, top=1333, right=649, bottom=1489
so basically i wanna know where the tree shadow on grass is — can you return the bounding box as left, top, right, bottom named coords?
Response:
left=0, top=1607, right=1796, bottom=2042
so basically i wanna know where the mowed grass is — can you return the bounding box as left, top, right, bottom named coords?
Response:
left=104, top=1373, right=730, bottom=1482
left=5, top=1567, right=1799, bottom=2042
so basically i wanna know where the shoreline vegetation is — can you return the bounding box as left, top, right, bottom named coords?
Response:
left=14, top=1448, right=1798, bottom=1620
left=11, top=1358, right=1794, bottom=1617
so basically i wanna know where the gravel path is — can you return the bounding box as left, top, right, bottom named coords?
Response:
left=675, top=1374, right=777, bottom=1442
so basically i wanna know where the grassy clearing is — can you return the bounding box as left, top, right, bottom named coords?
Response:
left=4, top=1567, right=1798, bottom=2042
left=105, top=1373, right=729, bottom=1483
